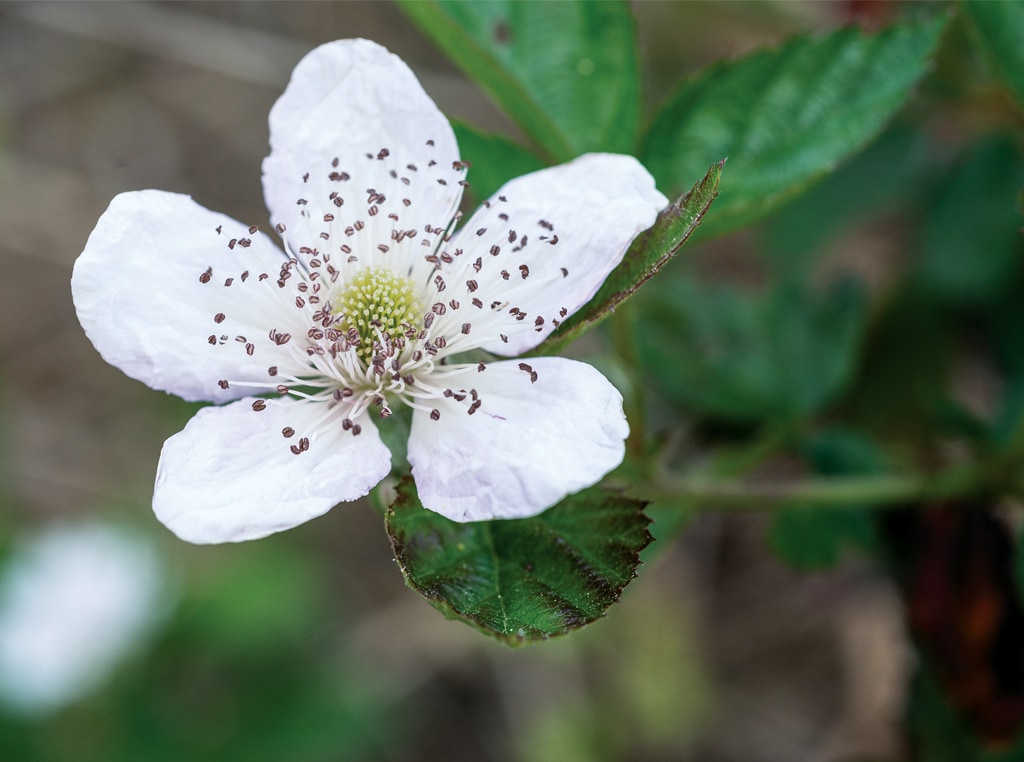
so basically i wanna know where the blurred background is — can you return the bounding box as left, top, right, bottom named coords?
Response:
left=0, top=2, right=1002, bottom=760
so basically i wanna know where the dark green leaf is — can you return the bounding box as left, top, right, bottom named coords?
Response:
left=768, top=430, right=882, bottom=569
left=961, top=0, right=1024, bottom=111
left=535, top=160, right=723, bottom=357
left=399, top=0, right=641, bottom=160
left=386, top=479, right=652, bottom=645
left=642, top=15, right=947, bottom=239
left=635, top=276, right=868, bottom=422
left=453, top=121, right=545, bottom=204
left=917, top=133, right=1024, bottom=304
left=763, top=122, right=932, bottom=271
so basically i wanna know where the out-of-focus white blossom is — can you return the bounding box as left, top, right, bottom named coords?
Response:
left=0, top=523, right=168, bottom=716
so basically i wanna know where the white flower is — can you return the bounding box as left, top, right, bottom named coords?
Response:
left=71, top=39, right=667, bottom=543
left=0, top=523, right=167, bottom=716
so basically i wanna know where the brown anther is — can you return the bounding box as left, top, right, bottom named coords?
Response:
left=252, top=400, right=267, bottom=412
left=282, top=427, right=295, bottom=438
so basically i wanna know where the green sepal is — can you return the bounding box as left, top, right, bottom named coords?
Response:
left=533, top=160, right=723, bottom=357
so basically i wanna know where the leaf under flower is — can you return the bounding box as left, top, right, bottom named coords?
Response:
left=386, top=479, right=652, bottom=645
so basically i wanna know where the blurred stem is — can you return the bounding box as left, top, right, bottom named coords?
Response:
left=637, top=424, right=797, bottom=541
left=634, top=463, right=985, bottom=511
left=611, top=302, right=646, bottom=460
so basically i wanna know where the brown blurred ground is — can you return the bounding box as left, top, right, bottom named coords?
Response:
left=0, top=3, right=908, bottom=760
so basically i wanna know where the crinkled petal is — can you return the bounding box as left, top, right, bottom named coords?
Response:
left=441, top=154, right=667, bottom=356
left=262, top=38, right=464, bottom=277
left=72, top=190, right=304, bottom=403
left=407, top=358, right=628, bottom=522
left=154, top=398, right=391, bottom=543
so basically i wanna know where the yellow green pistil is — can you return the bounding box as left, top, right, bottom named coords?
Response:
left=335, top=266, right=419, bottom=364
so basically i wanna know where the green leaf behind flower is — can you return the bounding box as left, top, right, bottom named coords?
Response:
left=452, top=122, right=546, bottom=204
left=635, top=276, right=868, bottom=422
left=960, top=0, right=1024, bottom=112
left=386, top=479, right=652, bottom=645
left=642, top=15, right=947, bottom=239
left=399, top=0, right=641, bottom=161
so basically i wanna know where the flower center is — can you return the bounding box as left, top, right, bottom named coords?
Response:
left=335, top=266, right=419, bottom=365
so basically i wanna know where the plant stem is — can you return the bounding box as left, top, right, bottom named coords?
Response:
left=632, top=464, right=985, bottom=511
left=611, top=303, right=645, bottom=460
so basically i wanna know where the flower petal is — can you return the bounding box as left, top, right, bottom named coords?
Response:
left=262, top=39, right=464, bottom=270
left=443, top=154, right=667, bottom=356
left=154, top=398, right=391, bottom=543
left=407, top=358, right=628, bottom=522
left=72, top=190, right=305, bottom=403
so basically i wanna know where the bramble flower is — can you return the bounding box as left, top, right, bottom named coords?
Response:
left=72, top=39, right=667, bottom=543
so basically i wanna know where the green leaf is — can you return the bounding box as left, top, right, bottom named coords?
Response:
left=917, top=133, right=1024, bottom=304
left=767, top=430, right=882, bottom=570
left=961, top=0, right=1024, bottom=111
left=635, top=276, right=868, bottom=422
left=399, top=0, right=641, bottom=160
left=386, top=479, right=652, bottom=645
left=642, top=15, right=947, bottom=239
left=452, top=121, right=546, bottom=204
left=534, top=160, right=723, bottom=357
left=762, top=122, right=932, bottom=271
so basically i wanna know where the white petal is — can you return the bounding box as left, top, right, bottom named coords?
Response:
left=154, top=398, right=391, bottom=543
left=443, top=154, right=667, bottom=356
left=262, top=39, right=464, bottom=272
left=408, top=358, right=628, bottom=522
left=72, top=190, right=304, bottom=403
